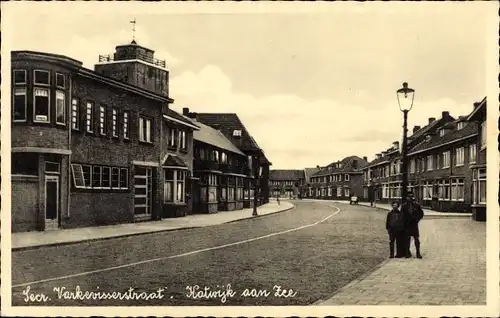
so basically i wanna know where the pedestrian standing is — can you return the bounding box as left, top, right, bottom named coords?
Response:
left=401, top=192, right=424, bottom=259
left=386, top=201, right=405, bottom=258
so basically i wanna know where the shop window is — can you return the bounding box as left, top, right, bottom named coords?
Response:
left=11, top=153, right=39, bottom=175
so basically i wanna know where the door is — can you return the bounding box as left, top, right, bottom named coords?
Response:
left=45, top=175, right=59, bottom=230
left=134, top=166, right=153, bottom=216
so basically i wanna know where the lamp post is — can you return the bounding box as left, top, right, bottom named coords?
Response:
left=396, top=82, right=415, bottom=204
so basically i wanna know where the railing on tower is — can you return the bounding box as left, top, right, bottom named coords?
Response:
left=98, top=54, right=166, bottom=68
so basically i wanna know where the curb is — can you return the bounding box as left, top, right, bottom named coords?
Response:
left=312, top=258, right=391, bottom=305
left=12, top=204, right=296, bottom=252
left=354, top=203, right=472, bottom=219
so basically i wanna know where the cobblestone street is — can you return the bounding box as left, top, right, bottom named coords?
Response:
left=318, top=217, right=486, bottom=305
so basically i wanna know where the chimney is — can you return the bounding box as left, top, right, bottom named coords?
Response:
left=442, top=111, right=450, bottom=118
left=413, top=125, right=421, bottom=133
left=392, top=141, right=399, bottom=149
left=375, top=153, right=381, bottom=159
left=363, top=156, right=368, bottom=162
left=182, top=107, right=189, bottom=116
left=316, top=165, right=320, bottom=169
left=473, top=102, right=480, bottom=109
left=428, top=117, right=436, bottom=124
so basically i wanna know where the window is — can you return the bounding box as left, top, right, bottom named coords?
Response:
left=86, top=102, right=94, bottom=133
left=33, top=88, right=50, bottom=122
left=71, top=164, right=91, bottom=188
left=179, top=130, right=187, bottom=150
left=337, top=187, right=342, bottom=197
left=139, top=117, right=152, bottom=142
left=426, top=155, right=433, bottom=171
left=344, top=188, right=350, bottom=197
left=102, top=167, right=111, bottom=188
left=233, top=129, right=242, bottom=137
left=442, top=151, right=450, bottom=168
left=168, top=128, right=177, bottom=147
left=455, top=147, right=464, bottom=166
left=99, top=105, right=107, bottom=135
left=221, top=152, right=227, bottom=163
left=34, top=70, right=50, bottom=85
left=123, top=111, right=129, bottom=139
left=92, top=166, right=103, bottom=188
left=344, top=174, right=350, bottom=181
left=410, top=159, right=416, bottom=173
left=438, top=180, right=450, bottom=200
left=82, top=165, right=92, bottom=188
left=457, top=121, right=466, bottom=130
left=56, top=73, right=65, bottom=88
left=71, top=99, right=80, bottom=130
left=439, top=129, right=445, bottom=137
left=164, top=169, right=186, bottom=203
left=423, top=181, right=433, bottom=200
left=328, top=187, right=332, bottom=196
left=480, top=121, right=486, bottom=149
left=473, top=168, right=486, bottom=204
left=111, top=167, right=120, bottom=188
left=450, top=178, right=464, bottom=201
left=13, top=88, right=27, bottom=122
left=469, top=144, right=477, bottom=164
left=112, top=108, right=118, bottom=137
left=119, top=168, right=128, bottom=189
left=56, top=90, right=66, bottom=125
left=13, top=70, right=26, bottom=85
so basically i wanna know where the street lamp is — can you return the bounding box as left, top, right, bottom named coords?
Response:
left=396, top=82, right=415, bottom=204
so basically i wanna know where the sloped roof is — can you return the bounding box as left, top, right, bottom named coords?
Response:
left=162, top=154, right=188, bottom=168
left=192, top=120, right=245, bottom=156
left=269, top=169, right=305, bottom=181
left=467, top=97, right=487, bottom=121
left=195, top=113, right=271, bottom=165
left=312, top=156, right=368, bottom=177
left=408, top=121, right=478, bottom=155
left=304, top=167, right=320, bottom=182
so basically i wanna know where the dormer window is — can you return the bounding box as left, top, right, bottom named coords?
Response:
left=233, top=129, right=242, bottom=137
left=457, top=122, right=466, bottom=130
left=439, top=129, right=445, bottom=137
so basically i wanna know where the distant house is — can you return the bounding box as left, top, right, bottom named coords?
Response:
left=302, top=166, right=321, bottom=198
left=309, top=156, right=368, bottom=200
left=269, top=170, right=305, bottom=199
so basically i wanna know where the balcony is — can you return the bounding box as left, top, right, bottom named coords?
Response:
left=98, top=54, right=167, bottom=68
left=194, top=159, right=220, bottom=171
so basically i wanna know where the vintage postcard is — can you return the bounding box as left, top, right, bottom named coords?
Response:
left=1, top=1, right=499, bottom=317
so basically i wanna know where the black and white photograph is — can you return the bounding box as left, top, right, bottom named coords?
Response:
left=1, top=1, right=498, bottom=317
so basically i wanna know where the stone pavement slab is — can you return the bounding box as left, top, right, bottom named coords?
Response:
left=317, top=217, right=486, bottom=305
left=12, top=201, right=294, bottom=251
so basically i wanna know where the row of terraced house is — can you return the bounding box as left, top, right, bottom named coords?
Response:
left=269, top=97, right=487, bottom=222
left=10, top=40, right=271, bottom=233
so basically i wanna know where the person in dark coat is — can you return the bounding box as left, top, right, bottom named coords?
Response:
left=400, top=192, right=424, bottom=259
left=385, top=201, right=405, bottom=258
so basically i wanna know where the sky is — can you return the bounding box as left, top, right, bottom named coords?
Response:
left=2, top=2, right=494, bottom=169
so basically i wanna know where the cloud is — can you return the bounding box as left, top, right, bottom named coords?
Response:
left=170, top=65, right=477, bottom=169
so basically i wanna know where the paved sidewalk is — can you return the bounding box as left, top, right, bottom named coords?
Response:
left=12, top=201, right=294, bottom=251
left=301, top=198, right=472, bottom=218
left=316, top=217, right=486, bottom=305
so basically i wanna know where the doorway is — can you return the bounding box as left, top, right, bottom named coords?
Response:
left=45, top=175, right=59, bottom=230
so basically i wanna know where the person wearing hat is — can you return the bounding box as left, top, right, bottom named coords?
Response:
left=400, top=191, right=424, bottom=258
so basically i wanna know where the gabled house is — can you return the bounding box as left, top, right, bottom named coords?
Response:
left=269, top=170, right=305, bottom=199
left=309, top=156, right=368, bottom=200
left=301, top=166, right=321, bottom=198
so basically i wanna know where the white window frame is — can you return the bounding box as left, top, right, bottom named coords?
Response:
left=455, top=147, right=465, bottom=166
left=139, top=117, right=152, bottom=143
left=55, top=90, right=66, bottom=125
left=112, top=108, right=118, bottom=137
left=55, top=72, right=65, bottom=89
left=86, top=101, right=94, bottom=133
left=123, top=111, right=130, bottom=139
left=34, top=69, right=50, bottom=86
left=164, top=169, right=186, bottom=203
left=33, top=87, right=50, bottom=123
left=13, top=87, right=27, bottom=122
left=71, top=98, right=80, bottom=130
left=442, top=151, right=450, bottom=169
left=469, top=144, right=477, bottom=164
left=92, top=166, right=103, bottom=189
left=457, top=121, right=466, bottom=130
left=101, top=166, right=111, bottom=189
left=450, top=178, right=464, bottom=201
left=99, top=105, right=107, bottom=136
left=13, top=69, right=27, bottom=85
left=344, top=174, right=350, bottom=181
left=120, top=168, right=129, bottom=189
left=179, top=130, right=187, bottom=150
left=426, top=155, right=433, bottom=171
